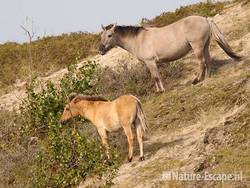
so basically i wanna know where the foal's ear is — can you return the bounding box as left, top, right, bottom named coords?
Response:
left=68, top=93, right=77, bottom=102
left=73, top=96, right=81, bottom=104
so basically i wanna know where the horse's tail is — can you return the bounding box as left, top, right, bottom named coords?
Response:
left=131, top=95, right=148, bottom=133
left=207, top=18, right=242, bottom=60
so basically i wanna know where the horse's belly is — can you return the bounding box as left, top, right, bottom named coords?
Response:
left=157, top=43, right=191, bottom=62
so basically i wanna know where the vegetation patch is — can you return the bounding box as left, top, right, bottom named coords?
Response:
left=1, top=62, right=122, bottom=188
left=0, top=33, right=99, bottom=94
left=141, top=2, right=227, bottom=27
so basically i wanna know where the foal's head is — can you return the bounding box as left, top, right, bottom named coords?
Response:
left=60, top=93, right=108, bottom=125
left=60, top=93, right=82, bottom=125
left=99, top=24, right=117, bottom=55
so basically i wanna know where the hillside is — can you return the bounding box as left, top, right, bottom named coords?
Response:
left=81, top=1, right=250, bottom=187
left=0, top=32, right=100, bottom=95
left=0, top=0, right=250, bottom=188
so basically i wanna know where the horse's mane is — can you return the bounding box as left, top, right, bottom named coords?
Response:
left=105, top=24, right=145, bottom=37
left=68, top=93, right=108, bottom=102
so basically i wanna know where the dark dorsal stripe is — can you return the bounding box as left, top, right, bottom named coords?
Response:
left=105, top=24, right=145, bottom=37
left=77, top=95, right=108, bottom=102
left=68, top=93, right=108, bottom=102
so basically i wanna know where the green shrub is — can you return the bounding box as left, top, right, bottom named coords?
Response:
left=19, top=61, right=120, bottom=187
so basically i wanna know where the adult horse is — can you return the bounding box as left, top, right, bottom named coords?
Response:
left=99, top=16, right=241, bottom=92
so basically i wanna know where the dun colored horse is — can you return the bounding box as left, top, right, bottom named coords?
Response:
left=60, top=93, right=147, bottom=162
left=99, top=16, right=241, bottom=92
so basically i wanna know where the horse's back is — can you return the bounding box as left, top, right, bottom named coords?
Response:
left=178, top=16, right=210, bottom=41
left=141, top=16, right=210, bottom=62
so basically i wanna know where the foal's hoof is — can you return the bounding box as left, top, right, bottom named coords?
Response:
left=104, top=159, right=113, bottom=165
left=128, top=157, right=133, bottom=162
left=159, top=89, right=165, bottom=93
left=139, top=156, right=145, bottom=161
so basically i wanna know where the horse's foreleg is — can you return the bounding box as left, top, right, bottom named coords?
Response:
left=123, top=125, right=134, bottom=162
left=145, top=61, right=165, bottom=92
left=97, top=128, right=110, bottom=159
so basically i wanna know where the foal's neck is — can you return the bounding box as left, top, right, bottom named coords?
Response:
left=78, top=101, right=94, bottom=122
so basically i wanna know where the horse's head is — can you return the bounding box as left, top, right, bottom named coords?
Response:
left=60, top=93, right=82, bottom=125
left=99, top=23, right=117, bottom=55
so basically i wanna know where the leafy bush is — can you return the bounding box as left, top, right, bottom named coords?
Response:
left=19, top=61, right=120, bottom=187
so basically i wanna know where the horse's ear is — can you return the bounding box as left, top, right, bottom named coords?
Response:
left=68, top=93, right=77, bottom=102
left=101, top=24, right=105, bottom=31
left=111, top=23, right=117, bottom=31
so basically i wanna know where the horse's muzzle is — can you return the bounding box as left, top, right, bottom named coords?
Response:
left=99, top=44, right=107, bottom=55
left=59, top=120, right=67, bottom=125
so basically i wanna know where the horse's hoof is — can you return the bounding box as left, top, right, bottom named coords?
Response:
left=128, top=157, right=133, bottom=162
left=156, top=90, right=165, bottom=93
left=139, top=156, right=145, bottom=161
left=192, top=78, right=199, bottom=85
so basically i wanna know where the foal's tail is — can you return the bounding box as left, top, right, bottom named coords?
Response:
left=132, top=96, right=148, bottom=133
left=207, top=18, right=242, bottom=60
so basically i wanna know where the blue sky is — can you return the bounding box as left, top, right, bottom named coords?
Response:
left=0, top=0, right=202, bottom=43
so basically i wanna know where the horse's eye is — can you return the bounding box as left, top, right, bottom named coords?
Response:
left=66, top=108, right=69, bottom=111
left=108, top=34, right=112, bottom=38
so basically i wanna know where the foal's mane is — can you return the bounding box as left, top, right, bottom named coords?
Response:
left=68, top=93, right=108, bottom=102
left=105, top=24, right=145, bottom=37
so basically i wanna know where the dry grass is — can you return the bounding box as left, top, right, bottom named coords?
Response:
left=92, top=60, right=184, bottom=100
left=0, top=32, right=99, bottom=94
left=141, top=2, right=227, bottom=27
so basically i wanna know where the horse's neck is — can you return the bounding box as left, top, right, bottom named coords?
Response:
left=117, top=36, right=140, bottom=57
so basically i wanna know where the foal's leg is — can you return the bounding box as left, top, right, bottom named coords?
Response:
left=191, top=43, right=206, bottom=84
left=135, top=123, right=144, bottom=161
left=97, top=128, right=110, bottom=159
left=122, top=124, right=134, bottom=162
left=145, top=61, right=165, bottom=92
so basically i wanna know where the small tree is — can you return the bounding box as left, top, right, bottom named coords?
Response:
left=20, top=17, right=35, bottom=79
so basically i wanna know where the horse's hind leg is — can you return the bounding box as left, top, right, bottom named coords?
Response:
left=145, top=61, right=165, bottom=92
left=135, top=121, right=144, bottom=161
left=204, top=39, right=212, bottom=78
left=191, top=42, right=206, bottom=84
left=122, top=124, right=134, bottom=162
